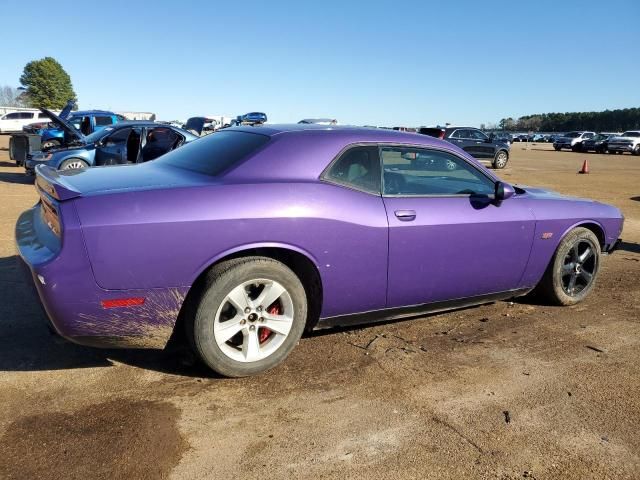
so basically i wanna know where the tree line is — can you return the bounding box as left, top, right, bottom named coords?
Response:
left=497, top=108, right=640, bottom=133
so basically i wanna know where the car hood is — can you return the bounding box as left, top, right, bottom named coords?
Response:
left=609, top=135, right=637, bottom=141
left=39, top=108, right=84, bottom=142
left=518, top=185, right=595, bottom=203
left=39, top=161, right=213, bottom=198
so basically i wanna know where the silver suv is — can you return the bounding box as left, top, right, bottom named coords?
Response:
left=607, top=131, right=640, bottom=155
left=553, top=131, right=596, bottom=152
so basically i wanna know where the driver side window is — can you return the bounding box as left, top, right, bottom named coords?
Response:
left=381, top=147, right=495, bottom=196
left=104, top=128, right=131, bottom=145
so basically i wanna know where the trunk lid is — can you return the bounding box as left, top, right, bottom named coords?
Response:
left=35, top=161, right=212, bottom=199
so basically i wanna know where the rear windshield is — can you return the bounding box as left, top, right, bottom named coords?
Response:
left=622, top=131, right=640, bottom=137
left=157, top=130, right=270, bottom=176
left=565, top=132, right=581, bottom=138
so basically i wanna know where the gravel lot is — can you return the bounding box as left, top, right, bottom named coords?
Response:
left=0, top=136, right=638, bottom=479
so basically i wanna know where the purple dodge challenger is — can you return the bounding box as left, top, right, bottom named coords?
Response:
left=16, top=125, right=624, bottom=377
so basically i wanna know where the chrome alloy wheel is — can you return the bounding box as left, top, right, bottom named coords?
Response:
left=213, top=279, right=294, bottom=363
left=62, top=160, right=87, bottom=170
left=561, top=240, right=598, bottom=296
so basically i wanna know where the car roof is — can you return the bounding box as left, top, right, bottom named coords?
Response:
left=232, top=123, right=448, bottom=143
left=68, top=110, right=116, bottom=116
left=224, top=124, right=498, bottom=182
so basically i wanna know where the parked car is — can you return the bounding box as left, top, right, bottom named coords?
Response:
left=553, top=131, right=596, bottom=151
left=184, top=117, right=219, bottom=136
left=25, top=109, right=197, bottom=173
left=28, top=109, right=124, bottom=150
left=0, top=110, right=53, bottom=133
left=418, top=126, right=510, bottom=168
left=607, top=131, right=640, bottom=155
left=16, top=125, right=623, bottom=377
left=581, top=133, right=619, bottom=154
left=232, top=112, right=268, bottom=126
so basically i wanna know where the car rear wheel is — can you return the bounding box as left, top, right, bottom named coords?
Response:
left=537, top=227, right=600, bottom=306
left=633, top=145, right=640, bottom=156
left=41, top=139, right=61, bottom=150
left=59, top=158, right=89, bottom=170
left=492, top=150, right=509, bottom=169
left=554, top=146, right=561, bottom=151
left=187, top=257, right=307, bottom=377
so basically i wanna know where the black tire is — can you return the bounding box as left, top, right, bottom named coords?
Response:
left=571, top=144, right=581, bottom=152
left=554, top=146, right=561, bottom=151
left=537, top=227, right=600, bottom=306
left=186, top=257, right=308, bottom=377
left=59, top=158, right=89, bottom=170
left=41, top=139, right=61, bottom=150
left=492, top=150, right=509, bottom=169
left=633, top=145, right=640, bottom=156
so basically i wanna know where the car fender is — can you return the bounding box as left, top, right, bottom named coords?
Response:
left=190, top=241, right=321, bottom=286
left=557, top=219, right=606, bottom=247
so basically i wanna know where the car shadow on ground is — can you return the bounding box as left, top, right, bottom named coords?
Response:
left=631, top=196, right=640, bottom=202
left=0, top=255, right=213, bottom=378
left=618, top=241, right=640, bottom=254
left=0, top=170, right=33, bottom=185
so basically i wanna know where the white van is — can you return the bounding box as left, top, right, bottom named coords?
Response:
left=0, top=110, right=51, bottom=133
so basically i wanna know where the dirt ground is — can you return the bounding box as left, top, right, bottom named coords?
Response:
left=0, top=135, right=638, bottom=480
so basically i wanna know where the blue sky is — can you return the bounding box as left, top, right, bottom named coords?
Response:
left=2, top=0, right=639, bottom=126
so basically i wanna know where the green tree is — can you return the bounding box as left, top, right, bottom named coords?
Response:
left=19, top=57, right=77, bottom=109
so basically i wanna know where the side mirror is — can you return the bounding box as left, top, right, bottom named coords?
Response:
left=495, top=181, right=515, bottom=201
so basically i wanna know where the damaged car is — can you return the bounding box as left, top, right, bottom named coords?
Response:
left=16, top=125, right=623, bottom=377
left=25, top=109, right=197, bottom=173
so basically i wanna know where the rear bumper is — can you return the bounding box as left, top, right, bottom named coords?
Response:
left=16, top=206, right=187, bottom=349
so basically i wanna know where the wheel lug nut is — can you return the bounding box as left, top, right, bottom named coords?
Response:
left=240, top=319, right=246, bottom=325
left=257, top=306, right=263, bottom=312
left=244, top=307, right=251, bottom=314
left=249, top=325, right=255, bottom=331
left=259, top=317, right=264, bottom=322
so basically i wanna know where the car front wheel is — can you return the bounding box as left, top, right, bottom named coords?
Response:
left=187, top=257, right=308, bottom=377
left=59, top=158, right=89, bottom=170
left=493, top=150, right=509, bottom=169
left=537, top=227, right=600, bottom=306
left=633, top=145, right=640, bottom=156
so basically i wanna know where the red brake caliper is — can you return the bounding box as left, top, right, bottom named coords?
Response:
left=259, top=304, right=280, bottom=343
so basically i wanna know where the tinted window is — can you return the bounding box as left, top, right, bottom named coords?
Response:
left=157, top=130, right=269, bottom=176
left=95, top=116, right=114, bottom=126
left=381, top=147, right=495, bottom=196
left=449, top=129, right=464, bottom=139
left=38, top=112, right=49, bottom=118
left=3, top=112, right=22, bottom=119
left=468, top=129, right=488, bottom=140
left=622, top=131, right=640, bottom=137
left=324, top=146, right=381, bottom=194
left=19, top=112, right=34, bottom=119
left=104, top=128, right=131, bottom=144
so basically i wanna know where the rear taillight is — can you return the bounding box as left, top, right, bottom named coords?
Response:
left=40, top=197, right=61, bottom=237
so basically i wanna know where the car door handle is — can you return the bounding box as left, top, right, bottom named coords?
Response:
left=395, top=210, right=416, bottom=221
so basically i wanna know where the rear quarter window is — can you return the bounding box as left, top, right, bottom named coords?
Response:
left=157, top=130, right=270, bottom=176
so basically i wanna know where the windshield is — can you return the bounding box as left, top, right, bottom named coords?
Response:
left=592, top=134, right=606, bottom=141
left=83, top=127, right=114, bottom=144
left=565, top=132, right=581, bottom=138
left=622, top=131, right=640, bottom=137
left=157, top=130, right=270, bottom=176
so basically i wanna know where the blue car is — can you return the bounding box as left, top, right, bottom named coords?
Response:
left=35, top=110, right=125, bottom=149
left=25, top=109, right=197, bottom=173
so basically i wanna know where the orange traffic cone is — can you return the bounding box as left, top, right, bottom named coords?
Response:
left=579, top=159, right=590, bottom=174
